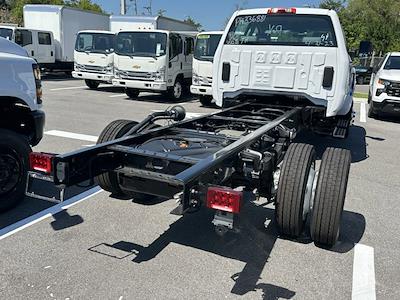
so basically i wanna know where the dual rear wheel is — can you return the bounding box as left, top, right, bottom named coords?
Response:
left=275, top=143, right=351, bottom=247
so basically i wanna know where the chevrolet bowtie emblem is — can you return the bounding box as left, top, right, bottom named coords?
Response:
left=88, top=60, right=95, bottom=63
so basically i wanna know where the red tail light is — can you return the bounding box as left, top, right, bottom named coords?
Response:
left=267, top=8, right=297, bottom=14
left=206, top=187, right=242, bottom=214
left=29, top=152, right=54, bottom=174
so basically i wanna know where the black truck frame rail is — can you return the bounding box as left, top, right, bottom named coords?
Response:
left=42, top=103, right=301, bottom=209
left=27, top=101, right=352, bottom=247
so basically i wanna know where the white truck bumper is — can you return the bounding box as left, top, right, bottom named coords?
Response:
left=190, top=85, right=212, bottom=96
left=112, top=79, right=167, bottom=91
left=72, top=71, right=113, bottom=83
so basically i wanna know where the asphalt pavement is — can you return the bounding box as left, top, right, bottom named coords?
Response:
left=0, top=78, right=399, bottom=299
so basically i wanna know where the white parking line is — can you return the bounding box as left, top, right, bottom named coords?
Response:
left=50, top=86, right=87, bottom=91
left=352, top=244, right=376, bottom=300
left=109, top=94, right=127, bottom=98
left=360, top=102, right=367, bottom=123
left=0, top=187, right=102, bottom=241
left=45, top=130, right=98, bottom=142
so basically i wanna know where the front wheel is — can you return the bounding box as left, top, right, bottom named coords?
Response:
left=168, top=79, right=183, bottom=100
left=199, top=95, right=213, bottom=107
left=126, top=88, right=140, bottom=99
left=0, top=129, right=31, bottom=212
left=85, top=79, right=100, bottom=90
left=368, top=101, right=378, bottom=118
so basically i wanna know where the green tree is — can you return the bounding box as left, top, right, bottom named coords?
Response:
left=66, top=0, right=102, bottom=13
left=184, top=16, right=202, bottom=30
left=9, top=0, right=103, bottom=25
left=319, top=0, right=345, bottom=12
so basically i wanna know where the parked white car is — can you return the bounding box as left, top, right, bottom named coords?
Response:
left=368, top=52, right=400, bottom=117
left=213, top=7, right=355, bottom=137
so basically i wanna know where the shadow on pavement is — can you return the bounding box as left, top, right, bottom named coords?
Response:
left=126, top=92, right=198, bottom=104
left=41, top=73, right=77, bottom=81
left=295, top=125, right=368, bottom=163
left=89, top=201, right=365, bottom=298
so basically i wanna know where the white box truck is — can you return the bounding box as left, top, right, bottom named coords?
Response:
left=190, top=31, right=223, bottom=106
left=23, top=5, right=109, bottom=72
left=111, top=16, right=198, bottom=100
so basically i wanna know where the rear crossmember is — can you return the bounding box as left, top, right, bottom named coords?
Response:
left=27, top=102, right=351, bottom=247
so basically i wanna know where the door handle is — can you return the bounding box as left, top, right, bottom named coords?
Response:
left=51, top=51, right=53, bottom=57
left=31, top=50, right=34, bottom=56
left=180, top=62, right=183, bottom=70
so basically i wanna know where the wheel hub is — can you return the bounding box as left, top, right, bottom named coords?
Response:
left=0, top=153, right=21, bottom=196
left=174, top=83, right=182, bottom=98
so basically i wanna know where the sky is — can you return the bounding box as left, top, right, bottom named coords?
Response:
left=93, top=0, right=322, bottom=30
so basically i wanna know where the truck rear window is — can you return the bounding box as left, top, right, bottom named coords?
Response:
left=225, top=14, right=337, bottom=47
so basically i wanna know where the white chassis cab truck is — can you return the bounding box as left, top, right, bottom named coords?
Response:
left=213, top=7, right=355, bottom=138
left=0, top=25, right=55, bottom=66
left=72, top=30, right=116, bottom=89
left=23, top=5, right=109, bottom=72
left=191, top=31, right=223, bottom=106
left=0, top=37, right=45, bottom=211
left=111, top=16, right=198, bottom=100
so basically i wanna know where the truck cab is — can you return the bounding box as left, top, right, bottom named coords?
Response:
left=213, top=7, right=354, bottom=134
left=190, top=31, right=223, bottom=106
left=0, top=25, right=55, bottom=66
left=112, top=30, right=197, bottom=100
left=73, top=30, right=116, bottom=89
left=0, top=37, right=45, bottom=212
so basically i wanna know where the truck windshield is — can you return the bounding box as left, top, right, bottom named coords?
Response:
left=384, top=56, right=400, bottom=70
left=0, top=28, right=13, bottom=40
left=194, top=34, right=222, bottom=61
left=115, top=32, right=167, bottom=58
left=225, top=14, right=337, bottom=47
left=75, top=33, right=115, bottom=54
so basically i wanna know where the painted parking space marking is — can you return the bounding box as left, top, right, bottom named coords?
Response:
left=0, top=187, right=102, bottom=241
left=50, top=86, right=87, bottom=91
left=352, top=243, right=376, bottom=300
left=360, top=102, right=367, bottom=123
left=109, top=94, right=127, bottom=98
left=45, top=130, right=98, bottom=142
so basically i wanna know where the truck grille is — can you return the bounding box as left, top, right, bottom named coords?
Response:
left=387, top=82, right=400, bottom=97
left=78, top=65, right=107, bottom=74
left=199, top=77, right=212, bottom=86
left=118, top=70, right=155, bottom=81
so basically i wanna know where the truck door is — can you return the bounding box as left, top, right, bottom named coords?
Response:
left=183, top=37, right=194, bottom=79
left=14, top=29, right=36, bottom=59
left=168, top=34, right=183, bottom=86
left=37, top=32, right=55, bottom=64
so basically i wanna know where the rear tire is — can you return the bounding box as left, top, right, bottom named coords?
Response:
left=0, top=129, right=31, bottom=212
left=199, top=95, right=213, bottom=107
left=126, top=88, right=140, bottom=99
left=96, top=120, right=138, bottom=195
left=85, top=79, right=100, bottom=90
left=275, top=143, right=316, bottom=238
left=310, top=147, right=351, bottom=247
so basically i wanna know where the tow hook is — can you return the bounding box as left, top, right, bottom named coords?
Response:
left=212, top=211, right=234, bottom=236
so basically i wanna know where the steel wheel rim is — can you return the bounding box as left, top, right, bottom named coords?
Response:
left=174, top=82, right=182, bottom=98
left=0, top=150, right=22, bottom=196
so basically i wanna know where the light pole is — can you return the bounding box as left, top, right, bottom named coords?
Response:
left=120, top=0, right=126, bottom=15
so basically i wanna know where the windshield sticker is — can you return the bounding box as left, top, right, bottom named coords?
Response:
left=198, top=35, right=210, bottom=39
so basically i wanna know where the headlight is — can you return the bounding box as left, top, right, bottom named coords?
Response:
left=154, top=67, right=165, bottom=82
left=193, top=72, right=199, bottom=85
left=105, top=64, right=114, bottom=74
left=378, top=78, right=391, bottom=86
left=74, top=63, right=82, bottom=71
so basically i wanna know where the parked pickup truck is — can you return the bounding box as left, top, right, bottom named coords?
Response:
left=0, top=37, right=45, bottom=212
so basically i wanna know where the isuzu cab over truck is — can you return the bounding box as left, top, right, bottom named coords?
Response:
left=190, top=31, right=223, bottom=106
left=27, top=8, right=353, bottom=250
left=72, top=30, right=116, bottom=89
left=0, top=37, right=44, bottom=212
left=111, top=16, right=198, bottom=100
